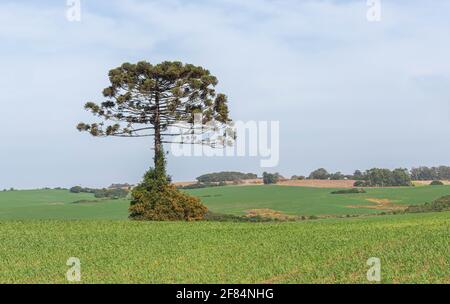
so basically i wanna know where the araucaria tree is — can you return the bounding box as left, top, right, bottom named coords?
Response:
left=77, top=61, right=232, bottom=221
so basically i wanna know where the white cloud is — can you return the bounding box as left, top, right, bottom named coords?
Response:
left=0, top=0, right=449, bottom=188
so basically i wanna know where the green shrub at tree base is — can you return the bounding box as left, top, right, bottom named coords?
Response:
left=129, top=166, right=208, bottom=221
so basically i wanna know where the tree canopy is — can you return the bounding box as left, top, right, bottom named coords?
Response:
left=77, top=61, right=232, bottom=169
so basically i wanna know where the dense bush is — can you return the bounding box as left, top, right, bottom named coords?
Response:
left=405, top=195, right=450, bottom=213
left=196, top=172, right=257, bottom=183
left=129, top=167, right=207, bottom=221
left=331, top=188, right=366, bottom=194
left=430, top=180, right=444, bottom=186
left=263, top=172, right=281, bottom=184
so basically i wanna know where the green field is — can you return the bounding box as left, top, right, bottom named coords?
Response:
left=0, top=186, right=449, bottom=283
left=1, top=185, right=449, bottom=220
left=0, top=212, right=448, bottom=283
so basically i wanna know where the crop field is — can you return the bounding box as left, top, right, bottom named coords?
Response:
left=0, top=212, right=448, bottom=283
left=1, top=185, right=450, bottom=220
left=0, top=186, right=449, bottom=283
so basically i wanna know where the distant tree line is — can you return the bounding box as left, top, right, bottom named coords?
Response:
left=196, top=172, right=258, bottom=183
left=410, top=166, right=450, bottom=181
left=306, top=168, right=352, bottom=180
left=70, top=186, right=128, bottom=199
left=353, top=168, right=412, bottom=187
left=290, top=166, right=450, bottom=184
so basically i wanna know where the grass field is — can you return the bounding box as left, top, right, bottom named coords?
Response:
left=0, top=212, right=448, bottom=283
left=0, top=186, right=448, bottom=284
left=1, top=185, right=449, bottom=220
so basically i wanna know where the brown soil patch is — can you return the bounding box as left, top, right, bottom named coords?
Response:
left=348, top=198, right=407, bottom=211
left=244, top=208, right=297, bottom=220
left=278, top=179, right=356, bottom=188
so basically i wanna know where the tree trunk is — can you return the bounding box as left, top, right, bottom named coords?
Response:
left=154, top=92, right=165, bottom=176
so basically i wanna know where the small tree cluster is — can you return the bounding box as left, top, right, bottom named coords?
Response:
left=353, top=168, right=412, bottom=187
left=263, top=172, right=282, bottom=184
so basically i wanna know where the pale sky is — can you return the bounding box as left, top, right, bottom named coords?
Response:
left=1, top=0, right=449, bottom=189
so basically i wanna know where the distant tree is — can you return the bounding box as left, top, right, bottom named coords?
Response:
left=353, top=170, right=364, bottom=180
left=291, top=175, right=305, bottom=180
left=263, top=172, right=280, bottom=184
left=308, top=168, right=330, bottom=180
left=329, top=171, right=345, bottom=180
left=391, top=168, right=412, bottom=186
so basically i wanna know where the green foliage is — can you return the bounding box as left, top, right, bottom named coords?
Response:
left=405, top=195, right=450, bottom=213
left=331, top=188, right=366, bottom=194
left=179, top=181, right=227, bottom=190
left=262, top=172, right=281, bottom=184
left=353, top=168, right=412, bottom=187
left=77, top=61, right=231, bottom=138
left=129, top=167, right=208, bottom=221
left=196, top=172, right=257, bottom=183
left=411, top=166, right=450, bottom=181
left=94, top=188, right=128, bottom=199
left=353, top=170, right=364, bottom=180
left=353, top=181, right=366, bottom=187
left=329, top=171, right=345, bottom=180
left=69, top=186, right=95, bottom=194
left=430, top=180, right=444, bottom=186
left=291, top=175, right=306, bottom=180
left=308, top=168, right=330, bottom=180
